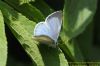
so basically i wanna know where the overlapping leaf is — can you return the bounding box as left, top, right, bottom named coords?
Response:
left=63, top=0, right=97, bottom=40
left=0, top=10, right=7, bottom=66
left=4, top=0, right=44, bottom=22
left=60, top=0, right=97, bottom=62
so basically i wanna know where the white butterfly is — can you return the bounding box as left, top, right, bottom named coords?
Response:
left=33, top=11, right=62, bottom=48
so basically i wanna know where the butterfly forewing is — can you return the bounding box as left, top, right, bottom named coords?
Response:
left=34, top=22, right=50, bottom=36
left=45, top=11, right=62, bottom=42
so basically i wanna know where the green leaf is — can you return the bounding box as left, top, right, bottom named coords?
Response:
left=0, top=1, right=43, bottom=66
left=0, top=1, right=68, bottom=66
left=76, top=23, right=93, bottom=61
left=77, top=22, right=100, bottom=61
left=60, top=0, right=97, bottom=62
left=0, top=10, right=7, bottom=66
left=18, top=0, right=35, bottom=5
left=4, top=0, right=45, bottom=22
left=63, top=0, right=97, bottom=40
left=59, top=39, right=85, bottom=62
left=30, top=0, right=54, bottom=17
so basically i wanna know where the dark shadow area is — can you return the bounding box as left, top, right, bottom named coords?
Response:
left=38, top=44, right=61, bottom=66
left=44, top=0, right=64, bottom=10
left=30, top=0, right=54, bottom=17
left=93, top=0, right=100, bottom=47
left=5, top=24, right=34, bottom=66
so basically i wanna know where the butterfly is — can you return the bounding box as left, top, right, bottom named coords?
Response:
left=33, top=11, right=62, bottom=48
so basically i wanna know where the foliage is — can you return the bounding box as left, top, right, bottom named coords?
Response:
left=0, top=0, right=99, bottom=66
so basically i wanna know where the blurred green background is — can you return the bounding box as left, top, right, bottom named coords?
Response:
left=0, top=0, right=100, bottom=66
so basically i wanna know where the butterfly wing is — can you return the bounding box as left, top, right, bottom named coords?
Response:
left=34, top=22, right=50, bottom=36
left=45, top=11, right=62, bottom=42
left=33, top=22, right=56, bottom=47
left=33, top=11, right=62, bottom=47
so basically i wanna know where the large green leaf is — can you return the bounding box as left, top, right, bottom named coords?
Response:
left=0, top=10, right=7, bottom=66
left=63, top=0, right=97, bottom=40
left=0, top=1, right=43, bottom=66
left=0, top=1, right=68, bottom=66
left=60, top=0, right=97, bottom=62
